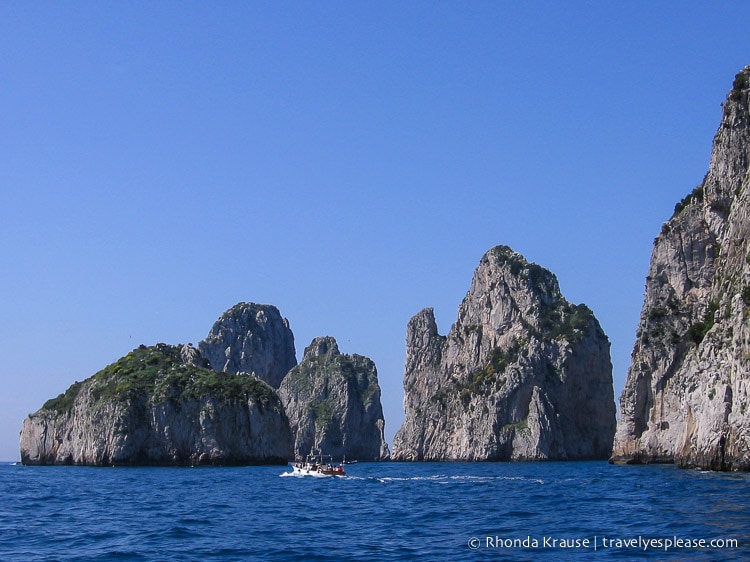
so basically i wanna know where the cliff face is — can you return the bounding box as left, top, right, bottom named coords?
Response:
left=392, top=246, right=616, bottom=461
left=20, top=344, right=293, bottom=466
left=278, top=337, right=390, bottom=461
left=612, top=67, right=750, bottom=470
left=198, top=303, right=297, bottom=389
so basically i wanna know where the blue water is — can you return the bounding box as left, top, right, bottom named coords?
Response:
left=1, top=461, right=748, bottom=561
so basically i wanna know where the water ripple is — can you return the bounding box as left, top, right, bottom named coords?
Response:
left=1, top=462, right=749, bottom=560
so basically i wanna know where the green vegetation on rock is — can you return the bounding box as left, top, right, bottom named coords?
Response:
left=500, top=418, right=529, bottom=433
left=309, top=399, right=333, bottom=428
left=742, top=285, right=750, bottom=307
left=42, top=380, right=84, bottom=414
left=465, top=344, right=519, bottom=395
left=672, top=185, right=704, bottom=218
left=730, top=69, right=750, bottom=102
left=542, top=302, right=594, bottom=342
left=688, top=300, right=720, bottom=345
left=429, top=259, right=597, bottom=408
left=42, top=344, right=278, bottom=414
left=489, top=245, right=556, bottom=294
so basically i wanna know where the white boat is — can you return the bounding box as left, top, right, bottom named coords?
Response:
left=291, top=451, right=346, bottom=477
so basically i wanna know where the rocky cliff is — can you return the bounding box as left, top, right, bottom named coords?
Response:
left=199, top=302, right=297, bottom=389
left=278, top=336, right=390, bottom=461
left=392, top=246, right=616, bottom=461
left=20, top=344, right=293, bottom=466
left=612, top=67, right=750, bottom=470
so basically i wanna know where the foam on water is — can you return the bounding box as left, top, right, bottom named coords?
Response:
left=1, top=461, right=749, bottom=561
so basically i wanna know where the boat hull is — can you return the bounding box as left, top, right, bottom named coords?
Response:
left=291, top=464, right=346, bottom=477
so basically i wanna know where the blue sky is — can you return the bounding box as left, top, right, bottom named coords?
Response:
left=2, top=2, right=748, bottom=461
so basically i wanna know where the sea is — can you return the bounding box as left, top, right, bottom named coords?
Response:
left=1, top=461, right=748, bottom=561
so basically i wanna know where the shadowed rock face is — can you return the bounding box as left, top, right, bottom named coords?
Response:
left=612, top=67, right=750, bottom=471
left=198, top=302, right=297, bottom=389
left=20, top=344, right=293, bottom=466
left=392, top=246, right=616, bottom=461
left=278, top=336, right=390, bottom=461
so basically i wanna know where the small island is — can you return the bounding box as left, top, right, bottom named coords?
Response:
left=20, top=303, right=392, bottom=467
left=20, top=343, right=293, bottom=466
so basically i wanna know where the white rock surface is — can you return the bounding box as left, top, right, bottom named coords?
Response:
left=278, top=336, right=390, bottom=461
left=199, top=302, right=297, bottom=389
left=392, top=246, right=616, bottom=461
left=612, top=67, right=750, bottom=470
left=20, top=344, right=293, bottom=465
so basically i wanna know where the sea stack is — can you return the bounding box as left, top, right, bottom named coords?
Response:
left=20, top=344, right=293, bottom=466
left=392, top=245, right=616, bottom=461
left=612, top=66, right=750, bottom=470
left=198, top=302, right=297, bottom=389
left=278, top=337, right=390, bottom=461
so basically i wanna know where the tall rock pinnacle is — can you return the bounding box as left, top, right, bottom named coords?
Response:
left=278, top=336, right=390, bottom=461
left=392, top=246, right=616, bottom=461
left=612, top=66, right=750, bottom=470
left=198, top=302, right=297, bottom=389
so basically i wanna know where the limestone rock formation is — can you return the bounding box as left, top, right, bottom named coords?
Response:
left=198, top=302, right=297, bottom=388
left=20, top=344, right=293, bottom=466
left=612, top=67, right=750, bottom=470
left=392, top=246, right=616, bottom=461
left=278, top=336, right=390, bottom=461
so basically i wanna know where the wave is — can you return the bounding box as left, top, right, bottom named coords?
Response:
left=3, top=462, right=748, bottom=561
left=371, top=474, right=545, bottom=484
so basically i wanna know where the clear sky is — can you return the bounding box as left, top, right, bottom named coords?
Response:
left=2, top=2, right=748, bottom=461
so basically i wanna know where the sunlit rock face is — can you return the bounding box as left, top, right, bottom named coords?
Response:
left=278, top=336, right=390, bottom=461
left=20, top=344, right=293, bottom=466
left=392, top=245, right=616, bottom=461
left=612, top=66, right=750, bottom=471
left=199, top=302, right=297, bottom=389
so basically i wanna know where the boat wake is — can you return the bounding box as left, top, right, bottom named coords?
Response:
left=369, top=475, right=545, bottom=484
left=279, top=469, right=544, bottom=484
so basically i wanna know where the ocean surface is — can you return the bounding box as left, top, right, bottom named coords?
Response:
left=1, top=461, right=748, bottom=561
